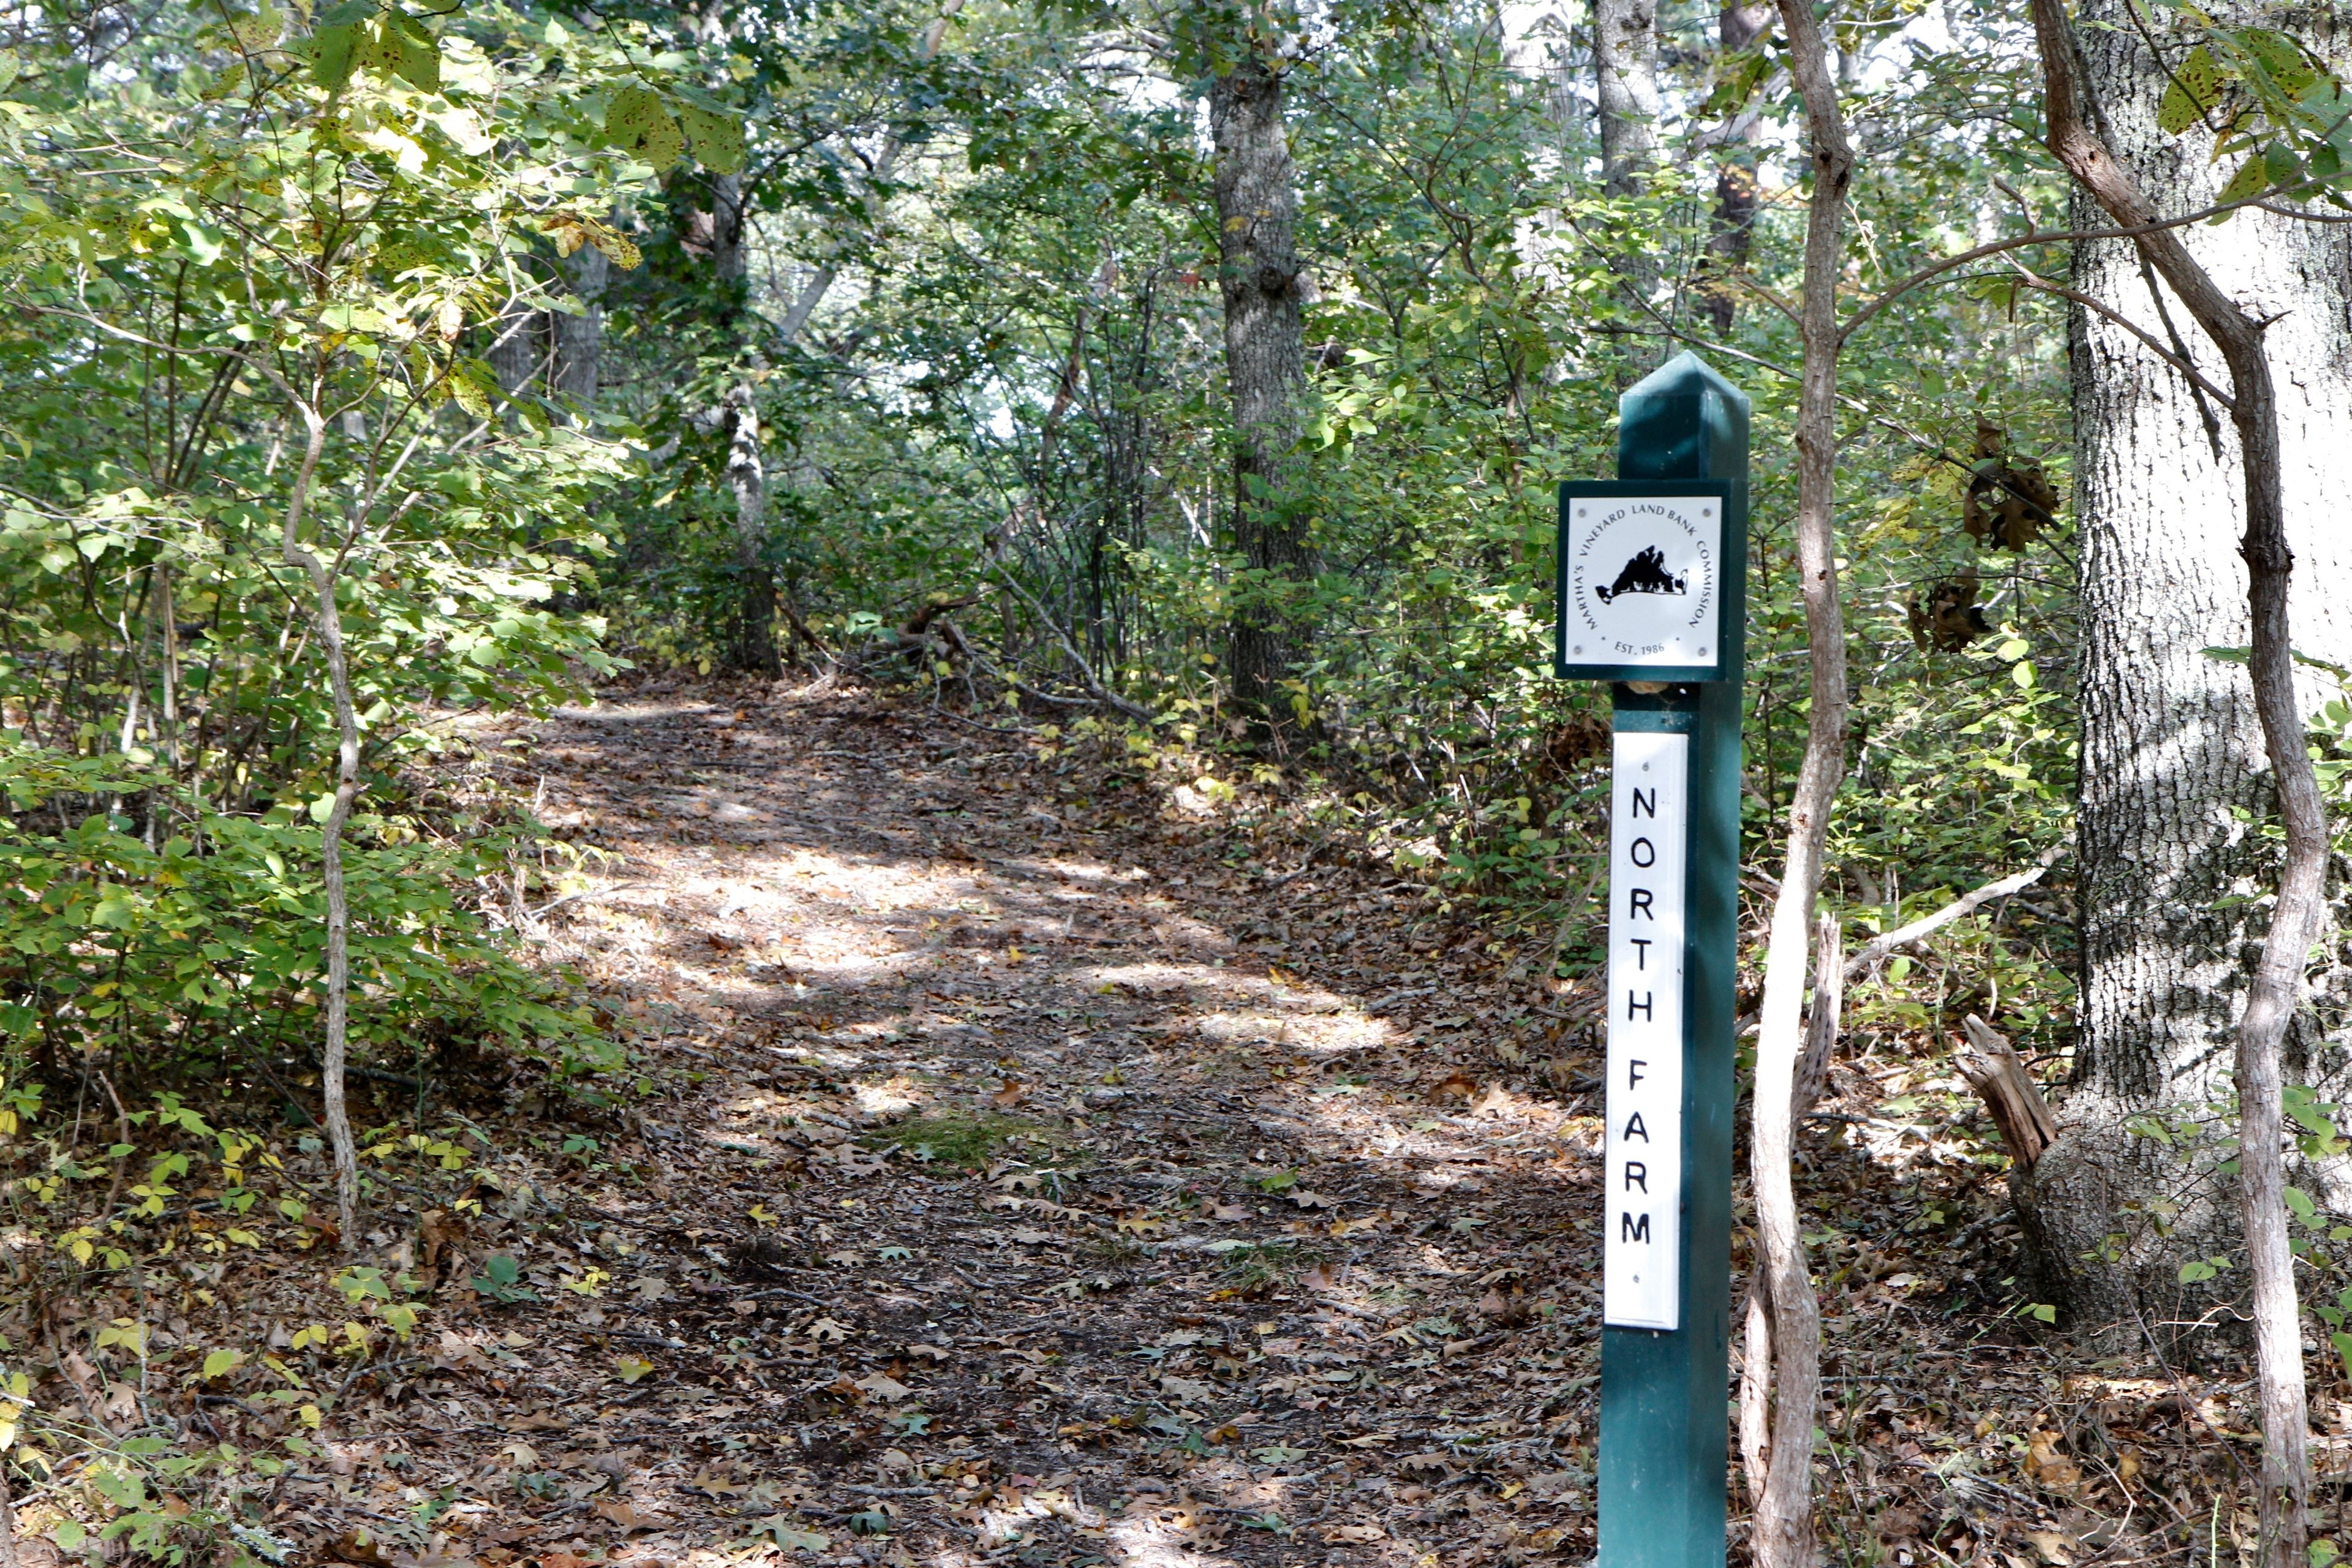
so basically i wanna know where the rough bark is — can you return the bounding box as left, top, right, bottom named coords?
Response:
left=2034, top=0, right=2352, bottom=1352
left=552, top=244, right=608, bottom=412
left=1210, top=47, right=1314, bottom=721
left=1749, top=2, right=1852, bottom=1562
left=2027, top=4, right=2327, bottom=1559
left=1697, top=2, right=1771, bottom=334
left=1593, top=0, right=1660, bottom=198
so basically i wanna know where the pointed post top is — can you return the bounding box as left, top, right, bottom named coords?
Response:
left=1618, top=352, right=1749, bottom=483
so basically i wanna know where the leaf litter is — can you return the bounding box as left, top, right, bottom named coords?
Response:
left=2, top=671, right=2324, bottom=1567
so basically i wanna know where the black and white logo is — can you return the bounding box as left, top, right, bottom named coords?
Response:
left=1564, top=497, right=1720, bottom=668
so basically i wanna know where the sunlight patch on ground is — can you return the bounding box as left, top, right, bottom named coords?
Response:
left=1106, top=1516, right=1238, bottom=1568
left=1195, top=1008, right=1393, bottom=1052
left=1079, top=962, right=1215, bottom=995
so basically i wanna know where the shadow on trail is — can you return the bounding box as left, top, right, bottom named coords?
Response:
left=486, top=679, right=1608, bottom=1567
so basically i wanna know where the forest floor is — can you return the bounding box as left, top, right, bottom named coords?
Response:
left=21, top=676, right=2309, bottom=1568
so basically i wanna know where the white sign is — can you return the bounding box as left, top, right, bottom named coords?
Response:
left=1602, top=729, right=1687, bottom=1331
left=1562, top=496, right=1723, bottom=669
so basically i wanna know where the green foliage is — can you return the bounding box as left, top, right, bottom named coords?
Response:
left=470, top=1253, right=540, bottom=1305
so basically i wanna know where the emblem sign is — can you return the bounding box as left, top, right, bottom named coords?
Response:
left=1554, top=484, right=1732, bottom=682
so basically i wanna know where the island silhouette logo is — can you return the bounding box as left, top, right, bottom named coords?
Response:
left=1593, top=545, right=1686, bottom=604
left=1561, top=494, right=1721, bottom=666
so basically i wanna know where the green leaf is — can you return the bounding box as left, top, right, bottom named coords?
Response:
left=674, top=102, right=747, bottom=175
left=354, top=13, right=405, bottom=79
left=2218, top=153, right=2270, bottom=208
left=606, top=85, right=685, bottom=169
left=2239, top=28, right=2317, bottom=99
left=2158, top=46, right=2225, bottom=135
left=389, top=10, right=439, bottom=94
left=202, top=1348, right=243, bottom=1379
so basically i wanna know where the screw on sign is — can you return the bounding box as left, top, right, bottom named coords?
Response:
left=1552, top=352, right=1748, bottom=1568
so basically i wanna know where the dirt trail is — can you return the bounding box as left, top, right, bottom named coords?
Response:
left=440, top=677, right=1607, bottom=1567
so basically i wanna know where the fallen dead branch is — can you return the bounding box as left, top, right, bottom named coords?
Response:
left=1842, top=839, right=2068, bottom=982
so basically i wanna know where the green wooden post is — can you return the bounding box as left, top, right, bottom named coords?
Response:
left=1556, top=352, right=1749, bottom=1568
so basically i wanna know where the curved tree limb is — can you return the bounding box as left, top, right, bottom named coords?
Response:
left=1749, top=2, right=1855, bottom=1565
left=2026, top=6, right=2323, bottom=1564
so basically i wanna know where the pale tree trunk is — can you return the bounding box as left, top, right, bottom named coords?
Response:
left=2022, top=0, right=2352, bottom=1345
left=2027, top=6, right=2328, bottom=1561
left=487, top=301, right=540, bottom=399
left=1593, top=0, right=1659, bottom=198
left=1210, top=45, right=1314, bottom=722
left=724, top=382, right=777, bottom=676
left=552, top=244, right=608, bottom=412
left=1747, top=2, right=1852, bottom=1563
left=707, top=172, right=780, bottom=675
left=277, top=400, right=360, bottom=1243
left=1741, top=910, right=1842, bottom=1510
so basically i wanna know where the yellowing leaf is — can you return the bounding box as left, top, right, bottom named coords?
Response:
left=614, top=1354, right=656, bottom=1384
left=607, top=85, right=684, bottom=169
left=2158, top=47, right=2224, bottom=134
left=2218, top=153, right=2269, bottom=208
left=674, top=102, right=747, bottom=175
left=388, top=9, right=439, bottom=94
left=202, top=1349, right=243, bottom=1379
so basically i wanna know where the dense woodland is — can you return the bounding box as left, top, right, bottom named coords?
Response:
left=3, top=0, right=2352, bottom=1561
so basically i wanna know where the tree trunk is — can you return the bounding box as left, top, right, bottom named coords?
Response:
left=725, top=384, right=778, bottom=676
left=1697, top=2, right=1770, bottom=334
left=707, top=170, right=778, bottom=674
left=1749, top=2, right=1853, bottom=1562
left=2027, top=6, right=2332, bottom=1562
left=1210, top=47, right=1314, bottom=722
left=277, top=402, right=360, bottom=1243
left=2022, top=0, right=2352, bottom=1353
left=486, top=299, right=541, bottom=401
left=552, top=244, right=608, bottom=412
left=1594, top=0, right=1660, bottom=198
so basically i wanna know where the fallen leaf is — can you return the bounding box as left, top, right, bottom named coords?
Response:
left=2025, top=1529, right=2076, bottom=1566
left=328, top=1528, right=394, bottom=1565
left=686, top=1467, right=745, bottom=1497
left=761, top=1521, right=831, bottom=1553
left=1877, top=1506, right=1924, bottom=1541
left=1159, top=1375, right=1215, bottom=1404
left=854, top=1371, right=915, bottom=1401
left=2027, top=1430, right=2083, bottom=1492
left=594, top=1496, right=659, bottom=1532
